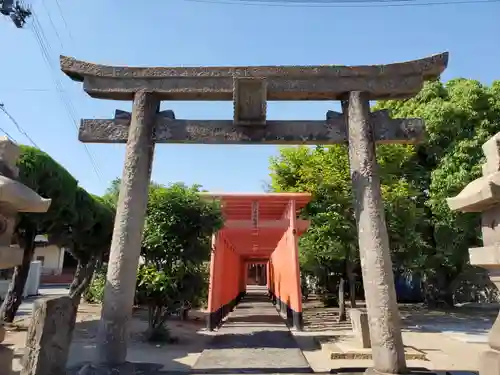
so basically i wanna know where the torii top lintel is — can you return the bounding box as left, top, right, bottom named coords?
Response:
left=59, top=53, right=448, bottom=101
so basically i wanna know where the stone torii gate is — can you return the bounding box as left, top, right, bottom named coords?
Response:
left=60, top=52, right=448, bottom=374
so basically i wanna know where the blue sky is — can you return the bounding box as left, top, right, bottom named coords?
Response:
left=0, top=0, right=499, bottom=196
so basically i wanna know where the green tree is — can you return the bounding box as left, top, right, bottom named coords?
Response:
left=269, top=143, right=425, bottom=312
left=0, top=146, right=78, bottom=322
left=102, top=177, right=121, bottom=207
left=50, top=189, right=115, bottom=303
left=136, top=182, right=223, bottom=341
left=102, top=177, right=165, bottom=208
left=272, top=79, right=500, bottom=309
left=376, top=78, right=500, bottom=305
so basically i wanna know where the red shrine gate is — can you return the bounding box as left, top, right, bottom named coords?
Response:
left=201, top=192, right=311, bottom=331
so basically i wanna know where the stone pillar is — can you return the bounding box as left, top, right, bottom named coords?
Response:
left=447, top=132, right=500, bottom=375
left=344, top=91, right=406, bottom=374
left=20, top=296, right=75, bottom=375
left=96, top=91, right=159, bottom=366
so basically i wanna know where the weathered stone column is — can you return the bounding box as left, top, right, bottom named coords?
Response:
left=96, top=90, right=159, bottom=366
left=344, top=91, right=406, bottom=374
left=21, top=296, right=75, bottom=375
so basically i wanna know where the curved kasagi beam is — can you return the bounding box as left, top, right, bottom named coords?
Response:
left=60, top=53, right=449, bottom=101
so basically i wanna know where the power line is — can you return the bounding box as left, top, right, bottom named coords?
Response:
left=40, top=0, right=64, bottom=49
left=28, top=9, right=104, bottom=185
left=52, top=0, right=74, bottom=43
left=183, top=0, right=500, bottom=7
left=0, top=103, right=40, bottom=148
left=0, top=88, right=58, bottom=92
left=0, top=124, right=18, bottom=144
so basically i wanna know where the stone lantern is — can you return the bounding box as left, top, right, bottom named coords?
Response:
left=0, top=136, right=51, bottom=373
left=0, top=137, right=52, bottom=269
left=447, top=132, right=500, bottom=375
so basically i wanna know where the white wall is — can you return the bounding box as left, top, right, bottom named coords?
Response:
left=33, top=245, right=64, bottom=275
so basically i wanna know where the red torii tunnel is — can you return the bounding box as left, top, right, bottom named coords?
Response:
left=201, top=192, right=312, bottom=331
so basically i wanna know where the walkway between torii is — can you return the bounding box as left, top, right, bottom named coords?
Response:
left=201, top=192, right=311, bottom=331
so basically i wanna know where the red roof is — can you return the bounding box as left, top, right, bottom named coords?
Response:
left=200, top=193, right=311, bottom=260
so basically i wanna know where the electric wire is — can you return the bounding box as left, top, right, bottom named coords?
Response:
left=52, top=0, right=74, bottom=43
left=28, top=10, right=104, bottom=184
left=0, top=88, right=58, bottom=92
left=0, top=103, right=40, bottom=148
left=183, top=0, right=500, bottom=7
left=0, top=123, right=19, bottom=144
left=40, top=0, right=64, bottom=50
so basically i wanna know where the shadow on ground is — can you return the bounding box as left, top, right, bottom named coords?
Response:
left=330, top=367, right=478, bottom=375
left=65, top=313, right=210, bottom=373
left=398, top=304, right=495, bottom=335
left=10, top=296, right=490, bottom=375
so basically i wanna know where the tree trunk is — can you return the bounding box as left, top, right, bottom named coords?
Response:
left=180, top=308, right=189, bottom=321
left=346, top=257, right=357, bottom=308
left=0, top=227, right=36, bottom=323
left=424, top=270, right=454, bottom=308
left=69, top=256, right=99, bottom=304
left=338, top=277, right=346, bottom=322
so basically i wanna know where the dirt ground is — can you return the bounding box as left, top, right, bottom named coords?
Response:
left=3, top=298, right=496, bottom=373
left=3, top=303, right=215, bottom=373
left=297, top=298, right=494, bottom=372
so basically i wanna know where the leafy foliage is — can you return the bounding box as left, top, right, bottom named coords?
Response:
left=83, top=264, right=107, bottom=304
left=0, top=146, right=79, bottom=322
left=269, top=144, right=422, bottom=308
left=0, top=145, right=115, bottom=321
left=375, top=78, right=500, bottom=304
left=136, top=182, right=223, bottom=341
left=102, top=177, right=121, bottom=207
left=269, top=79, right=500, bottom=307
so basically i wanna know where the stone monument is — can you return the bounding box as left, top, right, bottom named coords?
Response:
left=0, top=136, right=52, bottom=374
left=61, top=53, right=448, bottom=374
left=21, top=296, right=76, bottom=375
left=447, top=132, right=500, bottom=375
left=350, top=309, right=371, bottom=349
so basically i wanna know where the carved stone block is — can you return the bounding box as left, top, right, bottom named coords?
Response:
left=20, top=296, right=76, bottom=375
left=0, top=246, right=22, bottom=271
left=483, top=133, right=500, bottom=176
left=233, top=77, right=267, bottom=125
left=0, top=136, right=20, bottom=178
left=481, top=206, right=500, bottom=246
left=350, top=309, right=371, bottom=348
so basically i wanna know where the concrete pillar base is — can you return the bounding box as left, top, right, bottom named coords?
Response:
left=479, top=350, right=500, bottom=375
left=332, top=366, right=432, bottom=375
left=0, top=344, right=13, bottom=375
left=364, top=367, right=432, bottom=375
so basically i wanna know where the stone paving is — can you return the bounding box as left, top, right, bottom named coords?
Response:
left=191, top=288, right=313, bottom=374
